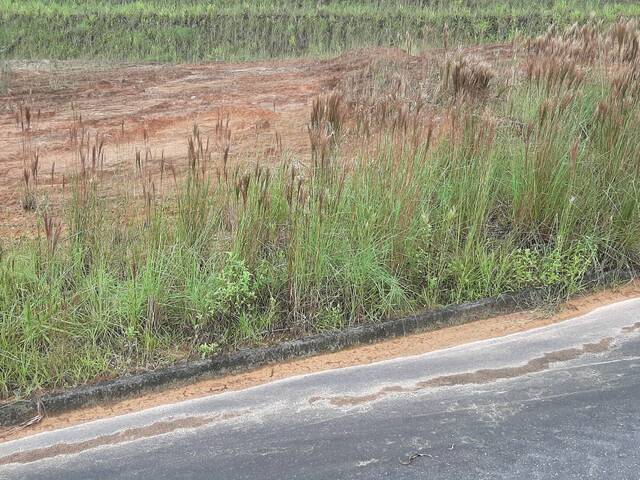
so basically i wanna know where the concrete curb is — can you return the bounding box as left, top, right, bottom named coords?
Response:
left=0, top=269, right=634, bottom=427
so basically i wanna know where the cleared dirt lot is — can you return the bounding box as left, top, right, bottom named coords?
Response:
left=0, top=44, right=516, bottom=240
left=0, top=53, right=361, bottom=239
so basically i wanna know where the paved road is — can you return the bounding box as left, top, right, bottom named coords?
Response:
left=2, top=298, right=640, bottom=479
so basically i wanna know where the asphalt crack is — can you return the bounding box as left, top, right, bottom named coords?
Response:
left=0, top=411, right=244, bottom=466
left=310, top=337, right=613, bottom=407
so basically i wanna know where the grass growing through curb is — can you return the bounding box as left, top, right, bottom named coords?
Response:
left=2, top=0, right=640, bottom=61
left=2, top=21, right=640, bottom=399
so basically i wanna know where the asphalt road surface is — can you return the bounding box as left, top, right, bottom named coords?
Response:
left=2, top=298, right=640, bottom=479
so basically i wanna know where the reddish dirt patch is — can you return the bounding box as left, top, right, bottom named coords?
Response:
left=0, top=50, right=389, bottom=239
left=0, top=43, right=520, bottom=239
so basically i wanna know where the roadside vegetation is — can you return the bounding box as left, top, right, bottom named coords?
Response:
left=2, top=0, right=640, bottom=61
left=2, top=18, right=640, bottom=399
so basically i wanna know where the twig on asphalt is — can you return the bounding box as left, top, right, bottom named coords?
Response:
left=399, top=452, right=433, bottom=465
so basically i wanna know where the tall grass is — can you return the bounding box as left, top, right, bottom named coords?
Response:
left=2, top=0, right=640, bottom=61
left=2, top=21, right=640, bottom=398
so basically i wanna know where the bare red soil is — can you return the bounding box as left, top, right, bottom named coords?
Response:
left=0, top=44, right=516, bottom=240
left=0, top=53, right=368, bottom=238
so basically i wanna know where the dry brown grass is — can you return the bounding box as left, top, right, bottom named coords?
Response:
left=441, top=53, right=494, bottom=101
left=308, top=92, right=345, bottom=169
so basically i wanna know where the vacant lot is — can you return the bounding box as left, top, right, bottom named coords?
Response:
left=1, top=4, right=639, bottom=401
left=0, top=53, right=361, bottom=238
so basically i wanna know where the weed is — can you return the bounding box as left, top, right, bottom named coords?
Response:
left=0, top=59, right=10, bottom=93
left=197, top=342, right=220, bottom=359
left=441, top=53, right=494, bottom=101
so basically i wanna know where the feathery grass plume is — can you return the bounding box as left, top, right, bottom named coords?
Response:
left=177, top=124, right=216, bottom=245
left=308, top=92, right=345, bottom=171
left=609, top=19, right=639, bottom=62
left=524, top=55, right=584, bottom=95
left=441, top=52, right=493, bottom=101
left=16, top=103, right=41, bottom=211
left=41, top=212, right=62, bottom=255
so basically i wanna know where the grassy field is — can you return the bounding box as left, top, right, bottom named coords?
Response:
left=2, top=1, right=640, bottom=61
left=2, top=19, right=640, bottom=398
